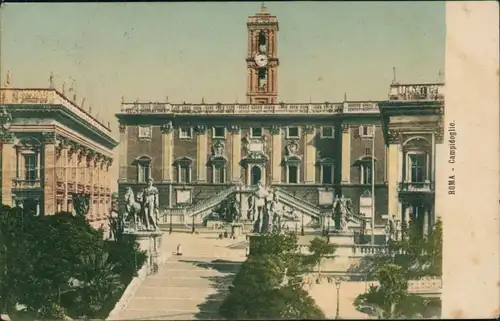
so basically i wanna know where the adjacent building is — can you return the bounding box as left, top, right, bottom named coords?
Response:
left=0, top=74, right=118, bottom=226
left=116, top=4, right=444, bottom=236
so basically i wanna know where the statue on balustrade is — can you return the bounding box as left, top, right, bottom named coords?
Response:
left=250, top=180, right=272, bottom=233
left=141, top=178, right=160, bottom=231
left=71, top=192, right=90, bottom=218
left=395, top=220, right=402, bottom=241
left=384, top=221, right=391, bottom=243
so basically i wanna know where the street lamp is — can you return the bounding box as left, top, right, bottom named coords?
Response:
left=169, top=210, right=173, bottom=234
left=335, top=277, right=342, bottom=320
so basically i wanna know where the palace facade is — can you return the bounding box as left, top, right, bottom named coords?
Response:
left=116, top=5, right=444, bottom=236
left=0, top=74, right=118, bottom=225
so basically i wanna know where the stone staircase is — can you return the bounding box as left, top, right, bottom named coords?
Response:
left=108, top=234, right=245, bottom=321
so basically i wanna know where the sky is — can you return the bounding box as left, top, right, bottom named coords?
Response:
left=0, top=1, right=445, bottom=136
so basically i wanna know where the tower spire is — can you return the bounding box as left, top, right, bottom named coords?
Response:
left=392, top=67, right=398, bottom=85
left=260, top=2, right=268, bottom=14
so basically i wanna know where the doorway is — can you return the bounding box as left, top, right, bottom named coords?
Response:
left=250, top=166, right=262, bottom=185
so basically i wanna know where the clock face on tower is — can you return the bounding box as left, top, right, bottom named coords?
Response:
left=254, top=53, right=268, bottom=68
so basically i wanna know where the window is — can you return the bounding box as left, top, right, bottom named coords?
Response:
left=138, top=126, right=152, bottom=139
left=24, top=154, right=37, bottom=181
left=361, top=164, right=372, bottom=185
left=365, top=147, right=371, bottom=155
left=178, top=165, right=191, bottom=183
left=409, top=154, right=426, bottom=182
left=138, top=163, right=150, bottom=182
left=136, top=156, right=152, bottom=183
left=213, top=127, right=225, bottom=138
left=179, top=127, right=192, bottom=139
left=321, top=164, right=333, bottom=184
left=321, top=126, right=334, bottom=138
left=212, top=165, right=226, bottom=183
left=287, top=127, right=300, bottom=139
left=287, top=165, right=299, bottom=184
left=359, top=125, right=374, bottom=137
left=251, top=127, right=263, bottom=137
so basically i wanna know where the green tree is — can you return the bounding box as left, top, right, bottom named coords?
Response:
left=219, top=231, right=325, bottom=320
left=307, top=236, right=337, bottom=276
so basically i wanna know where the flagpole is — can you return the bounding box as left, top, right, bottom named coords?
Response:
left=371, top=125, right=376, bottom=244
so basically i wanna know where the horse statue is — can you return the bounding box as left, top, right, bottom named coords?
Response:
left=124, top=187, right=142, bottom=230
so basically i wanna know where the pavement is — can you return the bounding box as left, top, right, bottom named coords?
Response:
left=110, top=232, right=246, bottom=320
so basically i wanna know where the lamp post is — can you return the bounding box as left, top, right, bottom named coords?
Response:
left=169, top=210, right=173, bottom=234
left=335, top=277, right=342, bottom=319
left=301, top=212, right=304, bottom=236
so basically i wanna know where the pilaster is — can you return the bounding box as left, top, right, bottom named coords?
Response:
left=195, top=125, right=208, bottom=182
left=42, top=132, right=57, bottom=215
left=1, top=133, right=15, bottom=206
left=229, top=125, right=242, bottom=182
left=270, top=125, right=281, bottom=183
left=118, top=122, right=127, bottom=181
left=161, top=122, right=174, bottom=182
left=387, top=143, right=400, bottom=221
left=303, top=125, right=315, bottom=183
left=62, top=144, right=69, bottom=211
left=341, top=125, right=351, bottom=183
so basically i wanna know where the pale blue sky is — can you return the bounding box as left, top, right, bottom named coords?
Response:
left=1, top=1, right=445, bottom=133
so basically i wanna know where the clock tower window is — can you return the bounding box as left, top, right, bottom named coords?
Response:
left=258, top=31, right=267, bottom=53
left=258, top=68, right=267, bottom=88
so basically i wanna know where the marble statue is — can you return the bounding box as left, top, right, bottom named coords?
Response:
left=250, top=180, right=272, bottom=233
left=141, top=178, right=160, bottom=231
left=395, top=220, right=402, bottom=241
left=339, top=207, right=348, bottom=232
left=384, top=221, right=391, bottom=243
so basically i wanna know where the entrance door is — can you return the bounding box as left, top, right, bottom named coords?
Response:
left=250, top=166, right=262, bottom=185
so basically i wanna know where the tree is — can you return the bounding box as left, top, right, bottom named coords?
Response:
left=219, top=231, right=325, bottom=320
left=353, top=218, right=443, bottom=319
left=307, top=236, right=337, bottom=277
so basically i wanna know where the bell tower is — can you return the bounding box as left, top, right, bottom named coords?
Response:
left=246, top=3, right=279, bottom=104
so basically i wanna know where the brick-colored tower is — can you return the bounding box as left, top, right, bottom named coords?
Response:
left=246, top=3, right=279, bottom=104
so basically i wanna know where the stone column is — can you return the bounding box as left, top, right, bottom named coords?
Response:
left=303, top=125, right=315, bottom=183
left=229, top=125, right=242, bottom=183
left=195, top=125, right=208, bottom=182
left=1, top=133, right=15, bottom=206
left=341, top=124, right=351, bottom=183
left=43, top=133, right=57, bottom=215
left=62, top=144, right=69, bottom=212
left=387, top=142, right=400, bottom=221
left=423, top=206, right=430, bottom=236
left=161, top=122, right=174, bottom=182
left=118, top=122, right=127, bottom=181
left=270, top=125, right=281, bottom=184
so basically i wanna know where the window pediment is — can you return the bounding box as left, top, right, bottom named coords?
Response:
left=352, top=156, right=377, bottom=167
left=174, top=156, right=194, bottom=166
left=283, top=155, right=301, bottom=165
left=134, top=155, right=152, bottom=165
left=316, top=157, right=334, bottom=165
left=210, top=155, right=227, bottom=165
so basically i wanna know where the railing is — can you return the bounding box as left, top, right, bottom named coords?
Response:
left=0, top=88, right=111, bottom=135
left=272, top=188, right=321, bottom=218
left=12, top=179, right=41, bottom=189
left=118, top=102, right=380, bottom=115
left=298, top=244, right=429, bottom=257
left=389, top=83, right=445, bottom=101
left=163, top=185, right=239, bottom=219
left=398, top=181, right=434, bottom=193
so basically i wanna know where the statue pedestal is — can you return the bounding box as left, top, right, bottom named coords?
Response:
left=328, top=230, right=355, bottom=257
left=123, top=230, right=165, bottom=273
left=247, top=233, right=264, bottom=256
left=230, top=223, right=244, bottom=237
